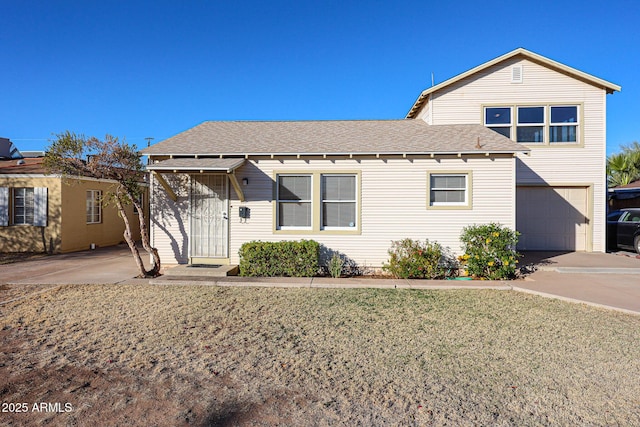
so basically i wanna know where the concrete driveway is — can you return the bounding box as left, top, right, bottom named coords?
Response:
left=1, top=246, right=639, bottom=315
left=515, top=251, right=640, bottom=315
left=0, top=244, right=149, bottom=286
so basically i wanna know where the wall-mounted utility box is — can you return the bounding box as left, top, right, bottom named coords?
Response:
left=239, top=206, right=250, bottom=219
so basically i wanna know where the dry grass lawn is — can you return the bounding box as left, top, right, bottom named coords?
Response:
left=1, top=284, right=639, bottom=426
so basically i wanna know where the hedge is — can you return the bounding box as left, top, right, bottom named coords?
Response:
left=238, top=240, right=320, bottom=277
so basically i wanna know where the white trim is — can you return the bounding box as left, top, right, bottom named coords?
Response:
left=407, top=47, right=620, bottom=118
left=0, top=187, right=8, bottom=226
left=86, top=190, right=102, bottom=224
left=320, top=174, right=358, bottom=230
left=429, top=173, right=468, bottom=206
left=33, top=187, right=47, bottom=226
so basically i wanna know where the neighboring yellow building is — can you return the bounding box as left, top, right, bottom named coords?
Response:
left=0, top=157, right=146, bottom=253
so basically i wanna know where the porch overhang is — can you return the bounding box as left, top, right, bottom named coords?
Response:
left=147, top=158, right=246, bottom=202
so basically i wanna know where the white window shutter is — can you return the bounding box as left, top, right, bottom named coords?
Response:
left=0, top=187, right=8, bottom=226
left=34, top=187, right=48, bottom=226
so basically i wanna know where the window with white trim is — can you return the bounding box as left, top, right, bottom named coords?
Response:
left=86, top=190, right=102, bottom=224
left=484, top=104, right=580, bottom=145
left=550, top=106, right=578, bottom=143
left=321, top=174, right=356, bottom=229
left=517, top=106, right=544, bottom=143
left=429, top=174, right=468, bottom=207
left=276, top=175, right=312, bottom=228
left=485, top=107, right=511, bottom=138
left=13, top=187, right=34, bottom=225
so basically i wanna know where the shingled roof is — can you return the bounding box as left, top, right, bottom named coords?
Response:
left=142, top=120, right=527, bottom=157
left=0, top=157, right=47, bottom=175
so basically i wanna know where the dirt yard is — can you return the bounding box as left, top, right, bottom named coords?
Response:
left=1, top=284, right=639, bottom=426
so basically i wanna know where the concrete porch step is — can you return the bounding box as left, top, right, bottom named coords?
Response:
left=163, top=264, right=239, bottom=278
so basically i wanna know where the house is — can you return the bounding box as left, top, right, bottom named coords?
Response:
left=143, top=48, right=619, bottom=268
left=0, top=140, right=147, bottom=253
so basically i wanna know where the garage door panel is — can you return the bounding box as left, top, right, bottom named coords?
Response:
left=516, top=186, right=588, bottom=251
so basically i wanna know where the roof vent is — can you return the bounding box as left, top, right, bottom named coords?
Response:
left=511, top=65, right=523, bottom=83
left=16, top=159, right=26, bottom=165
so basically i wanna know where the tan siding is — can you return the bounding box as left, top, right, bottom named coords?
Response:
left=426, top=57, right=608, bottom=251
left=226, top=157, right=515, bottom=267
left=150, top=173, right=191, bottom=264
left=59, top=179, right=142, bottom=253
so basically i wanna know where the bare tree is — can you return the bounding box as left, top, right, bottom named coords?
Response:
left=44, top=131, right=161, bottom=277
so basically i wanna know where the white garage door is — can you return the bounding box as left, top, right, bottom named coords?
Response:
left=516, top=186, right=589, bottom=251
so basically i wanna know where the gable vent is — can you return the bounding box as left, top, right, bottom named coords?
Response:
left=511, top=65, right=523, bottom=83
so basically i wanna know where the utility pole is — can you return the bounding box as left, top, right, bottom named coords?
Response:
left=144, top=137, right=154, bottom=165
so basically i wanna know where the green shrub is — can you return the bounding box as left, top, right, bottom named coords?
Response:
left=238, top=240, right=320, bottom=277
left=382, top=238, right=457, bottom=279
left=459, top=223, right=520, bottom=280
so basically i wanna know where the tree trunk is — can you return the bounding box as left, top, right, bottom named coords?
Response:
left=115, top=194, right=148, bottom=278
left=132, top=196, right=161, bottom=277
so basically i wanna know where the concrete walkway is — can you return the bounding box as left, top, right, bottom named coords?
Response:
left=1, top=245, right=640, bottom=315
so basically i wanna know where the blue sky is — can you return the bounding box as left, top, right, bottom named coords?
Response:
left=2, top=0, right=638, bottom=155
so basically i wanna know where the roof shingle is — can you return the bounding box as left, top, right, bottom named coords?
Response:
left=142, top=120, right=527, bottom=156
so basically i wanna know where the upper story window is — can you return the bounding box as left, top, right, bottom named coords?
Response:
left=484, top=104, right=580, bottom=146
left=517, top=106, right=545, bottom=143
left=550, top=106, right=578, bottom=143
left=86, top=190, right=102, bottom=224
left=485, top=107, right=511, bottom=138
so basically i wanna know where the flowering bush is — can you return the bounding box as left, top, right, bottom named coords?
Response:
left=459, top=223, right=520, bottom=280
left=382, top=238, right=457, bottom=279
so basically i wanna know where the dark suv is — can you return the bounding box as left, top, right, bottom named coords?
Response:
left=607, top=208, right=640, bottom=253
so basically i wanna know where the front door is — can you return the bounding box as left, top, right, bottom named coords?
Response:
left=190, top=174, right=228, bottom=261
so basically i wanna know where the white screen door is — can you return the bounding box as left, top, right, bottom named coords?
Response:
left=190, top=175, right=228, bottom=258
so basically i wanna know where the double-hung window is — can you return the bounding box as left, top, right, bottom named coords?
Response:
left=275, top=172, right=359, bottom=232
left=86, top=190, right=102, bottom=224
left=428, top=173, right=470, bottom=208
left=321, top=175, right=357, bottom=229
left=550, top=106, right=578, bottom=143
left=485, top=104, right=580, bottom=145
left=276, top=175, right=312, bottom=229
left=484, top=107, right=512, bottom=138
left=13, top=187, right=35, bottom=225
left=516, top=106, right=544, bottom=143
left=0, top=187, right=48, bottom=227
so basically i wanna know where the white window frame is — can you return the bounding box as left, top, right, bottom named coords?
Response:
left=428, top=173, right=471, bottom=208
left=516, top=106, right=545, bottom=143
left=276, top=174, right=312, bottom=230
left=484, top=104, right=581, bottom=146
left=549, top=105, right=579, bottom=144
left=86, top=190, right=102, bottom=224
left=321, top=174, right=357, bottom=230
left=484, top=107, right=512, bottom=138
left=12, top=187, right=35, bottom=225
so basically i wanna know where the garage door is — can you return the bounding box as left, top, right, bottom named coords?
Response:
left=516, top=186, right=589, bottom=251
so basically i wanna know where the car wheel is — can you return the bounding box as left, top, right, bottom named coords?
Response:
left=635, top=236, right=640, bottom=254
